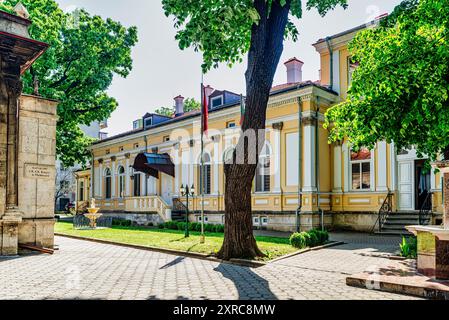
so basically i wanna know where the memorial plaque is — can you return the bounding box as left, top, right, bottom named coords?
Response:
left=24, top=164, right=53, bottom=179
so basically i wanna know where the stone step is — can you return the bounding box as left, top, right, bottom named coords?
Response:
left=375, top=230, right=414, bottom=236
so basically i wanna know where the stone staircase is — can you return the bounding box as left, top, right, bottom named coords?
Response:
left=376, top=212, right=431, bottom=236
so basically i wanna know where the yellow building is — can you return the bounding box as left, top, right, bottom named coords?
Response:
left=76, top=21, right=444, bottom=233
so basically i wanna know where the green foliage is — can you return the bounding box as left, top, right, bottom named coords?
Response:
left=289, top=229, right=329, bottom=249
left=160, top=221, right=225, bottom=233
left=112, top=219, right=132, bottom=227
left=0, top=0, right=138, bottom=167
left=325, top=0, right=449, bottom=161
left=162, top=0, right=347, bottom=72
left=154, top=98, right=201, bottom=117
left=400, top=236, right=417, bottom=258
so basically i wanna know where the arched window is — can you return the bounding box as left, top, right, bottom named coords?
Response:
left=118, top=166, right=125, bottom=198
left=104, top=168, right=112, bottom=199
left=255, top=143, right=271, bottom=192
left=199, top=153, right=211, bottom=195
left=223, top=147, right=235, bottom=165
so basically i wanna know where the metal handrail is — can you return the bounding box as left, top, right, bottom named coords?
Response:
left=172, top=198, right=188, bottom=212
left=372, top=191, right=393, bottom=233
left=419, top=191, right=433, bottom=225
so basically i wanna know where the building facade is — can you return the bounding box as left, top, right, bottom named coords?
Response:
left=55, top=120, right=108, bottom=212
left=75, top=21, right=444, bottom=232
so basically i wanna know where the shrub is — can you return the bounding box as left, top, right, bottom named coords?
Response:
left=400, top=236, right=417, bottom=259
left=290, top=232, right=307, bottom=249
left=290, top=229, right=329, bottom=249
left=158, top=221, right=225, bottom=233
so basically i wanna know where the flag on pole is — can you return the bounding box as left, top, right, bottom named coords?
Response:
left=239, top=94, right=245, bottom=126
left=202, top=84, right=209, bottom=137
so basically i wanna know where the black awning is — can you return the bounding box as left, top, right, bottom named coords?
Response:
left=132, top=153, right=175, bottom=179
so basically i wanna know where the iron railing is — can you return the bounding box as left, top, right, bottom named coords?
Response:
left=73, top=214, right=113, bottom=229
left=372, top=191, right=394, bottom=233
left=419, top=191, right=433, bottom=225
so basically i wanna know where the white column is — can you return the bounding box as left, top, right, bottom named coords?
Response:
left=174, top=150, right=180, bottom=196
left=390, top=143, right=397, bottom=191
left=213, top=143, right=219, bottom=195
left=125, top=158, right=130, bottom=196
left=98, top=162, right=103, bottom=198
left=140, top=173, right=146, bottom=196
left=189, top=148, right=194, bottom=187
left=303, top=123, right=317, bottom=192
left=90, top=166, right=94, bottom=198
left=376, top=141, right=388, bottom=192
left=333, top=143, right=342, bottom=192
left=111, top=161, right=116, bottom=198
left=273, top=130, right=281, bottom=193
left=343, top=143, right=350, bottom=192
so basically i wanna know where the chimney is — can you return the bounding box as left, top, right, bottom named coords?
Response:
left=204, top=85, right=214, bottom=101
left=284, top=57, right=304, bottom=84
left=174, top=95, right=184, bottom=116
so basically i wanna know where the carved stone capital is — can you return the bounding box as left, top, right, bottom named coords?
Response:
left=272, top=122, right=284, bottom=131
left=125, top=153, right=131, bottom=159
left=98, top=158, right=104, bottom=164
left=302, top=116, right=317, bottom=126
left=110, top=156, right=117, bottom=162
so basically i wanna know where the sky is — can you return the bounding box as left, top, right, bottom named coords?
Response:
left=55, top=0, right=403, bottom=136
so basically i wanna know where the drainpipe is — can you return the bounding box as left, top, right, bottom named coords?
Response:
left=296, top=97, right=303, bottom=232
left=326, top=37, right=333, bottom=90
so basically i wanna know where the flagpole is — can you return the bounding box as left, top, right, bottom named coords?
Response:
left=200, top=73, right=205, bottom=244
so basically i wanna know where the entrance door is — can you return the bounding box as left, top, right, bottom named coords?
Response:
left=161, top=173, right=174, bottom=205
left=398, top=161, right=414, bottom=211
left=415, top=160, right=431, bottom=210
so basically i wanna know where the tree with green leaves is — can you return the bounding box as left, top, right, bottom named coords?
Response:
left=155, top=98, right=200, bottom=117
left=325, top=0, right=449, bottom=163
left=0, top=0, right=138, bottom=167
left=162, top=0, right=348, bottom=259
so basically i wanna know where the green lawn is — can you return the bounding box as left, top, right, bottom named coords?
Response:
left=55, top=221, right=297, bottom=261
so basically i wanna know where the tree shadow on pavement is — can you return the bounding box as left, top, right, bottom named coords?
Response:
left=214, top=263, right=278, bottom=300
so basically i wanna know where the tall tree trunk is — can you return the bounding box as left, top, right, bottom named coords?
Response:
left=217, top=0, right=291, bottom=260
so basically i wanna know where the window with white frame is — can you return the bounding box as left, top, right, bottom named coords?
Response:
left=350, top=147, right=372, bottom=191
left=253, top=216, right=260, bottom=226
left=133, top=173, right=141, bottom=197
left=197, top=216, right=209, bottom=223
left=261, top=216, right=268, bottom=226
left=118, top=166, right=125, bottom=198
left=104, top=168, right=112, bottom=199
left=211, top=96, right=223, bottom=108
left=255, top=144, right=271, bottom=192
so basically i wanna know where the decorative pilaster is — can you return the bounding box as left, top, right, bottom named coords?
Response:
left=376, top=141, right=388, bottom=192
left=213, top=142, right=219, bottom=195
left=333, top=141, right=342, bottom=193
left=302, top=116, right=317, bottom=193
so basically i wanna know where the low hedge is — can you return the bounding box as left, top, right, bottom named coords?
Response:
left=159, top=221, right=225, bottom=233
left=112, top=219, right=132, bottom=227
left=290, top=229, right=329, bottom=249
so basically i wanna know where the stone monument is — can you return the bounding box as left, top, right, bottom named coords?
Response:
left=0, top=7, right=57, bottom=256
left=407, top=161, right=449, bottom=280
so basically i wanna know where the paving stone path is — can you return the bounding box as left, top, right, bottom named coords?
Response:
left=0, top=233, right=421, bottom=300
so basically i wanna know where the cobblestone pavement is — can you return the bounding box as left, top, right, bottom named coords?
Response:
left=0, top=234, right=421, bottom=300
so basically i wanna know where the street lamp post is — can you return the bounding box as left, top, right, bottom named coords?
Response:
left=180, top=184, right=195, bottom=238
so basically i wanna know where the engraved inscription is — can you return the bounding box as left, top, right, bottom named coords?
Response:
left=24, top=164, right=52, bottom=179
